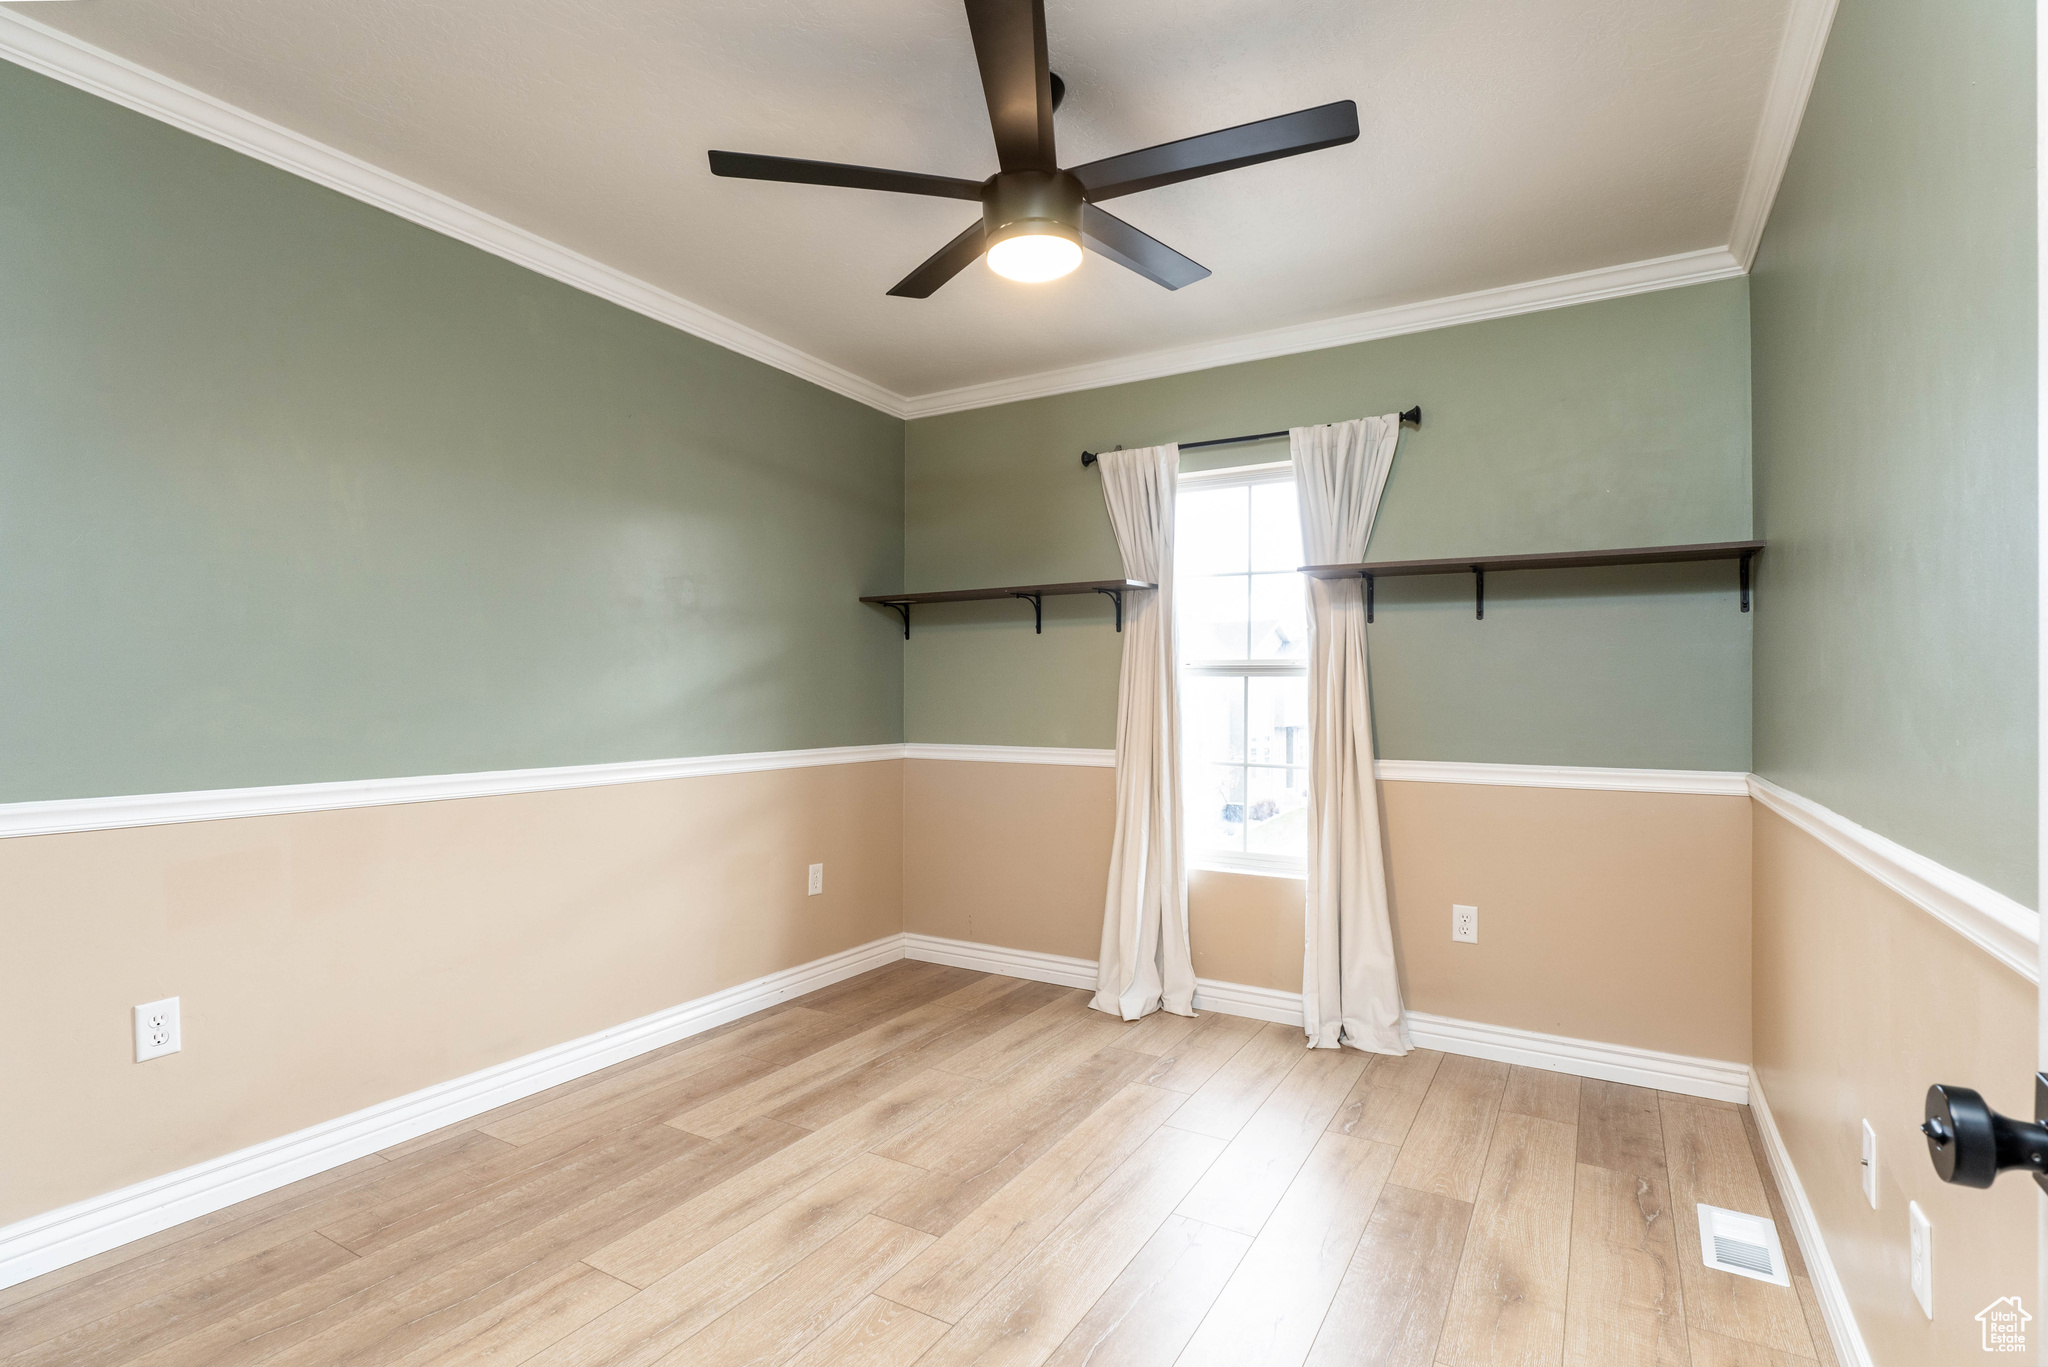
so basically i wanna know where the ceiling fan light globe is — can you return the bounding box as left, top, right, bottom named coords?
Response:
left=986, top=232, right=1082, bottom=283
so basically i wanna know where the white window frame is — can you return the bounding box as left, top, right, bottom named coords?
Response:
left=1178, top=460, right=1307, bottom=879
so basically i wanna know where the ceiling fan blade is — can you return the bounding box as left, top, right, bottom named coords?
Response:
left=1069, top=100, right=1359, bottom=202
left=1081, top=204, right=1210, bottom=290
left=963, top=0, right=1056, bottom=172
left=887, top=220, right=991, bottom=298
left=708, top=151, right=984, bottom=201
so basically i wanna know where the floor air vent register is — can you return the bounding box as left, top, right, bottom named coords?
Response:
left=1696, top=1204, right=1790, bottom=1286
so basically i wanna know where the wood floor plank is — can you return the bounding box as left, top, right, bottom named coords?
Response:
left=1039, top=1216, right=1250, bottom=1367
left=671, top=1002, right=968, bottom=1139
left=1164, top=1022, right=1310, bottom=1140
left=1176, top=1132, right=1399, bottom=1367
left=780, top=1294, right=951, bottom=1367
left=1176, top=1048, right=1370, bottom=1236
left=1562, top=1163, right=1688, bottom=1367
left=873, top=1049, right=1155, bottom=1237
left=0, top=1135, right=499, bottom=1349
left=875, top=1014, right=1139, bottom=1172
left=1303, top=1183, right=1470, bottom=1367
left=592, top=1068, right=973, bottom=1287
left=653, top=1214, right=930, bottom=1367
left=5, top=1231, right=357, bottom=1367
left=1329, top=1048, right=1443, bottom=1145
left=1436, top=1110, right=1579, bottom=1367
left=767, top=991, right=1079, bottom=1135
left=935, top=992, right=1099, bottom=1083
left=1685, top=1328, right=1814, bottom=1366
left=479, top=1010, right=842, bottom=1146
left=913, top=1125, right=1227, bottom=1367
left=1660, top=1097, right=1816, bottom=1361
left=1386, top=1053, right=1508, bottom=1203
left=800, top=962, right=986, bottom=1027
left=928, top=974, right=1064, bottom=1016
left=880, top=1083, right=1187, bottom=1322
left=383, top=1263, right=635, bottom=1367
left=526, top=1153, right=923, bottom=1367
left=1577, top=1081, right=1667, bottom=1177
left=132, top=1128, right=724, bottom=1367
left=1129, top=1011, right=1264, bottom=1095
left=1503, top=1067, right=1583, bottom=1126
left=1106, top=1008, right=1201, bottom=1058
left=319, top=1116, right=708, bottom=1256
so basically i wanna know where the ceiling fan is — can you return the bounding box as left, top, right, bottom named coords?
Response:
left=706, top=0, right=1358, bottom=297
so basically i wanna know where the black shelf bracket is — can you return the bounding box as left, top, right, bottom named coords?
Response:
left=1363, top=572, right=1374, bottom=624
left=1092, top=586, right=1126, bottom=631
left=1473, top=565, right=1484, bottom=620
left=1012, top=592, right=1044, bottom=633
left=884, top=602, right=912, bottom=639
left=1740, top=551, right=1753, bottom=613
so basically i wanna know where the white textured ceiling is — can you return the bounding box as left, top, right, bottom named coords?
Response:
left=11, top=0, right=1791, bottom=400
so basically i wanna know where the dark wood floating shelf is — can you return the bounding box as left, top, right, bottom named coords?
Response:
left=1300, top=540, right=1765, bottom=620
left=861, top=579, right=1155, bottom=639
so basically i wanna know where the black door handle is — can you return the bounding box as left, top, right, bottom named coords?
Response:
left=1922, top=1075, right=2048, bottom=1190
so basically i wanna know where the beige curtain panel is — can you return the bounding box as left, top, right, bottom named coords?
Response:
left=1090, top=444, right=1196, bottom=1021
left=1293, top=416, right=1412, bottom=1053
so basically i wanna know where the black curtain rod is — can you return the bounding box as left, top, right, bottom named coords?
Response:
left=1081, top=406, right=1420, bottom=467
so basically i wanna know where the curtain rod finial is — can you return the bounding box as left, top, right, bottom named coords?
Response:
left=1400, top=406, right=1421, bottom=427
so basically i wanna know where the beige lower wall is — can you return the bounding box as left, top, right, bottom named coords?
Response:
left=1752, top=805, right=2036, bottom=1365
left=903, top=759, right=1753, bottom=1062
left=0, top=760, right=904, bottom=1225
left=1384, top=780, right=1752, bottom=1062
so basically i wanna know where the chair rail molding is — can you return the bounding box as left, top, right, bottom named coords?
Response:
left=0, top=744, right=908, bottom=838
left=1748, top=775, right=2039, bottom=982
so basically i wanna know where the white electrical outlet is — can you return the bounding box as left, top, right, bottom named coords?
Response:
left=1908, top=1200, right=1932, bottom=1318
left=134, top=997, right=181, bottom=1062
left=807, top=863, right=824, bottom=896
left=1451, top=904, right=1478, bottom=943
left=1860, top=1119, right=1878, bottom=1209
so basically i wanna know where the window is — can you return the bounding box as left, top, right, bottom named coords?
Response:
left=1177, top=462, right=1308, bottom=875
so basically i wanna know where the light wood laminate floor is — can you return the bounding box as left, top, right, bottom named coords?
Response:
left=2, top=961, right=1837, bottom=1367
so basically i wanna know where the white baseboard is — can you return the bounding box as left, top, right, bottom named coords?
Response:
left=902, top=933, right=1747, bottom=1100
left=0, top=934, right=902, bottom=1292
left=1405, top=1012, right=1749, bottom=1103
left=1746, top=1067, right=1875, bottom=1367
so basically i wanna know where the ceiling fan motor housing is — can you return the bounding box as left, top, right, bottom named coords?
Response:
left=983, top=169, right=1084, bottom=251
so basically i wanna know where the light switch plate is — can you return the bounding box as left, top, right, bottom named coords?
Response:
left=1860, top=1118, right=1877, bottom=1208
left=135, top=997, right=181, bottom=1062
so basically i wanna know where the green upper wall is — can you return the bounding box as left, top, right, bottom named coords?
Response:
left=0, top=62, right=905, bottom=802
left=1750, top=0, right=2036, bottom=903
left=905, top=279, right=1755, bottom=769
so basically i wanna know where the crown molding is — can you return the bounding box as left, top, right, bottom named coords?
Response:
left=0, top=8, right=906, bottom=417
left=1727, top=0, right=1840, bottom=268
left=897, top=246, right=1745, bottom=418
left=1, top=4, right=1821, bottom=422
